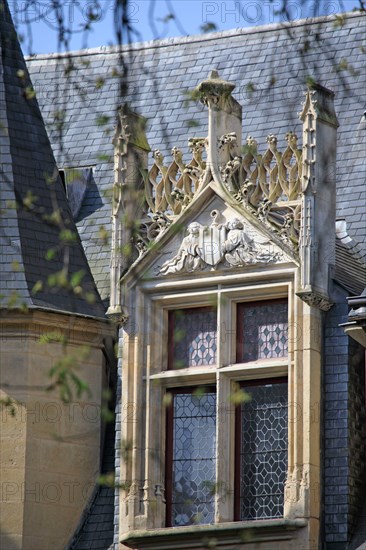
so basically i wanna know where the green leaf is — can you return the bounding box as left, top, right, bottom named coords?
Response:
left=246, top=82, right=256, bottom=98
left=101, top=406, right=115, bottom=423
left=60, top=229, right=77, bottom=243
left=96, top=115, right=110, bottom=126
left=47, top=271, right=68, bottom=288
left=8, top=291, right=20, bottom=308
left=98, top=473, right=116, bottom=488
left=306, top=75, right=316, bottom=88
left=98, top=225, right=109, bottom=244
left=39, top=332, right=66, bottom=345
left=162, top=393, right=173, bottom=407
left=230, top=383, right=251, bottom=405
left=32, top=280, right=43, bottom=295
left=186, top=119, right=200, bottom=128
left=97, top=154, right=112, bottom=162
left=193, top=387, right=206, bottom=399
left=47, top=346, right=91, bottom=403
left=24, top=87, right=36, bottom=100
left=333, top=14, right=345, bottom=28
left=85, top=292, right=96, bottom=304
left=0, top=397, right=19, bottom=417
left=45, top=249, right=56, bottom=261
left=95, top=77, right=105, bottom=89
left=70, top=270, right=85, bottom=287
left=23, top=191, right=37, bottom=209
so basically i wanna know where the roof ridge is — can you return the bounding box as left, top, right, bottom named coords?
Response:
left=25, top=11, right=365, bottom=61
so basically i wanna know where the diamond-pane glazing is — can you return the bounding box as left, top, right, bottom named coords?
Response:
left=171, top=392, right=216, bottom=526
left=170, top=309, right=217, bottom=368
left=238, top=301, right=288, bottom=362
left=240, top=382, right=288, bottom=520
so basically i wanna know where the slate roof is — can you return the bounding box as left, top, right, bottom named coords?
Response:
left=70, top=420, right=115, bottom=550
left=335, top=238, right=366, bottom=296
left=26, top=12, right=366, bottom=301
left=0, top=0, right=106, bottom=318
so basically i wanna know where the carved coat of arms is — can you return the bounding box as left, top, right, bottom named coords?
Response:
left=159, top=211, right=283, bottom=275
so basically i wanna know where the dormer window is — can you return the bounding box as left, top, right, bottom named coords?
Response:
left=116, top=70, right=328, bottom=549
left=59, top=167, right=93, bottom=219
left=151, top=295, right=290, bottom=528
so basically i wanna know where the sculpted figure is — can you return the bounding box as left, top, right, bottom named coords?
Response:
left=160, top=222, right=203, bottom=274
left=222, top=218, right=256, bottom=266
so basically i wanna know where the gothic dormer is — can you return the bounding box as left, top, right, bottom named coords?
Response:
left=110, top=71, right=339, bottom=550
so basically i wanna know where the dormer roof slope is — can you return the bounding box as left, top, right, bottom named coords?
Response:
left=0, top=0, right=105, bottom=318
left=26, top=12, right=366, bottom=300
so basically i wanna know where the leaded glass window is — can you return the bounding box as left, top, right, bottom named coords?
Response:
left=168, top=308, right=217, bottom=369
left=237, top=300, right=288, bottom=362
left=235, top=380, right=288, bottom=520
left=166, top=389, right=216, bottom=527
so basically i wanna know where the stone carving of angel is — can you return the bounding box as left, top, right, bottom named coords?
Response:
left=160, top=222, right=203, bottom=275
left=222, top=218, right=256, bottom=266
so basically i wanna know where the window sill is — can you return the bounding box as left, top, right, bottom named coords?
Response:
left=148, top=360, right=290, bottom=384
left=149, top=365, right=217, bottom=385
left=120, top=518, right=308, bottom=549
left=219, top=359, right=289, bottom=378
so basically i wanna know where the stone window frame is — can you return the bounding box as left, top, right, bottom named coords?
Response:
left=147, top=281, right=293, bottom=526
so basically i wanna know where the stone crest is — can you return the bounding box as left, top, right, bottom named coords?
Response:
left=159, top=210, right=284, bottom=275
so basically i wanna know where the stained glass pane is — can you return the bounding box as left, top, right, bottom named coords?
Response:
left=171, top=391, right=216, bottom=526
left=169, top=308, right=217, bottom=369
left=237, top=301, right=288, bottom=362
left=239, top=382, right=288, bottom=520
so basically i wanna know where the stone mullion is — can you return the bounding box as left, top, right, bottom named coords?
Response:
left=144, top=302, right=165, bottom=529
left=215, top=372, right=235, bottom=522
left=285, top=288, right=304, bottom=517
left=128, top=289, right=145, bottom=525
left=119, top=311, right=136, bottom=534
left=301, top=305, right=322, bottom=547
left=285, top=298, right=321, bottom=546
left=216, top=293, right=235, bottom=522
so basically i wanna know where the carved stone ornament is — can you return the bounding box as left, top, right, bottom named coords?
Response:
left=105, top=305, right=130, bottom=325
left=159, top=210, right=284, bottom=275
left=296, top=290, right=333, bottom=311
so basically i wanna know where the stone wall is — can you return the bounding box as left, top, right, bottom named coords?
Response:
left=0, top=311, right=112, bottom=550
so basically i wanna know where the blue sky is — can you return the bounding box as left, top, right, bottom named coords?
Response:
left=9, top=0, right=363, bottom=54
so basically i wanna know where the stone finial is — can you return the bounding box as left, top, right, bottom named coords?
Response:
left=195, top=70, right=239, bottom=116
left=299, top=83, right=339, bottom=128
left=194, top=70, right=242, bottom=187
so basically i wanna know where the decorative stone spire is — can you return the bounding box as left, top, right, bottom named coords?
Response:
left=107, top=105, right=150, bottom=322
left=195, top=70, right=242, bottom=189
left=297, top=83, right=339, bottom=310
